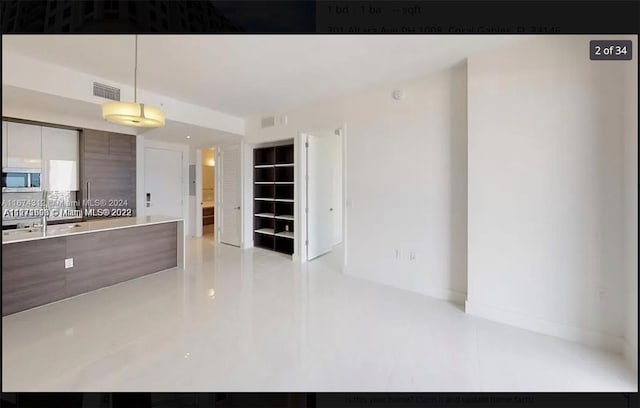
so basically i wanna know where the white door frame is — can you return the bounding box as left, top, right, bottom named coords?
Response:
left=216, top=146, right=223, bottom=242
left=138, top=139, right=189, bottom=236
left=297, top=124, right=347, bottom=269
left=216, top=143, right=244, bottom=247
left=194, top=146, right=219, bottom=238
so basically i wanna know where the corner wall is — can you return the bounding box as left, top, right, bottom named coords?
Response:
left=466, top=36, right=634, bottom=352
left=622, top=38, right=638, bottom=373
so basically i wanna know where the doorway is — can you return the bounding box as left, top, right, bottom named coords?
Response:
left=304, top=128, right=344, bottom=262
left=219, top=144, right=242, bottom=247
left=202, top=148, right=216, bottom=240
left=144, top=147, right=183, bottom=218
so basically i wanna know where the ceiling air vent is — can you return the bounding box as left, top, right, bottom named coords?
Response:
left=261, top=116, right=276, bottom=128
left=93, top=82, right=121, bottom=101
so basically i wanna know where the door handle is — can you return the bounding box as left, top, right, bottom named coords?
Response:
left=87, top=181, right=91, bottom=201
left=329, top=208, right=334, bottom=211
left=234, top=206, right=241, bottom=210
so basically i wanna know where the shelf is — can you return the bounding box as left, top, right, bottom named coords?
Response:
left=275, top=231, right=294, bottom=239
left=254, top=143, right=294, bottom=257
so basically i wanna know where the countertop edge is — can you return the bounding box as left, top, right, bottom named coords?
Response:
left=2, top=217, right=184, bottom=245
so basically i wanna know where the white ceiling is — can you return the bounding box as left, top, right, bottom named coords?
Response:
left=3, top=35, right=531, bottom=117
left=141, top=119, right=239, bottom=148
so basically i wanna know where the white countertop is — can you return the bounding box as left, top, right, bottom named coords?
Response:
left=2, top=215, right=183, bottom=244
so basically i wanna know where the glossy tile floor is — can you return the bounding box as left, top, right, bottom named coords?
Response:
left=2, top=237, right=637, bottom=392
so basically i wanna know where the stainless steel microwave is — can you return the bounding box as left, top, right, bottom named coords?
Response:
left=2, top=168, right=42, bottom=192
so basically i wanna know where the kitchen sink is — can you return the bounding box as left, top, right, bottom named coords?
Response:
left=46, top=223, right=83, bottom=232
left=3, top=228, right=40, bottom=236
left=2, top=228, right=42, bottom=237
left=50, top=223, right=82, bottom=229
left=2, top=223, right=84, bottom=237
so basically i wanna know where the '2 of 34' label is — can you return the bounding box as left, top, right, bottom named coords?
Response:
left=590, top=40, right=633, bottom=60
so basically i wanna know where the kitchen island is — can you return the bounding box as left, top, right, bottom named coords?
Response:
left=2, top=215, right=185, bottom=316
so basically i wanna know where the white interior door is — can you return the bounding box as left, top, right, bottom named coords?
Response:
left=331, top=131, right=343, bottom=245
left=307, top=134, right=334, bottom=260
left=144, top=147, right=183, bottom=218
left=219, top=144, right=242, bottom=247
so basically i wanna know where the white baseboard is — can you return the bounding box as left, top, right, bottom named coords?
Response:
left=342, top=267, right=466, bottom=305
left=465, top=300, right=624, bottom=353
left=426, top=287, right=467, bottom=305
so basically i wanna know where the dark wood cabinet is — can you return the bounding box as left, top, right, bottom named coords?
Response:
left=203, top=207, right=215, bottom=225
left=80, top=129, right=136, bottom=218
left=2, top=238, right=68, bottom=315
left=2, top=222, right=178, bottom=316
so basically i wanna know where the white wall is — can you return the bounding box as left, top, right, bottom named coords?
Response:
left=188, top=146, right=198, bottom=237
left=466, top=36, right=634, bottom=352
left=622, top=39, right=638, bottom=372
left=246, top=64, right=469, bottom=303
left=3, top=51, right=246, bottom=136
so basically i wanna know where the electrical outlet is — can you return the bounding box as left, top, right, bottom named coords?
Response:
left=598, top=289, right=606, bottom=300
left=409, top=251, right=416, bottom=261
left=65, top=258, right=74, bottom=269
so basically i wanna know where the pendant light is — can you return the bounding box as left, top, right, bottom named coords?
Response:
left=102, top=35, right=165, bottom=128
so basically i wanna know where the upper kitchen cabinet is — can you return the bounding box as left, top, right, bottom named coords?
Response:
left=2, top=121, right=7, bottom=167
left=82, top=128, right=110, bottom=155
left=108, top=133, right=136, bottom=158
left=6, top=122, right=42, bottom=169
left=41, top=127, right=79, bottom=191
left=80, top=129, right=136, bottom=217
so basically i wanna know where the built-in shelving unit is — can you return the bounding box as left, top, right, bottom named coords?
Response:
left=253, top=143, right=294, bottom=255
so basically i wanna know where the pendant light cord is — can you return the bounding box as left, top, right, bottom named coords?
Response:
left=134, top=35, right=138, bottom=103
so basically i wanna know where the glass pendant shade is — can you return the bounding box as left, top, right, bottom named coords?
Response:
left=102, top=101, right=165, bottom=128
left=102, top=36, right=165, bottom=128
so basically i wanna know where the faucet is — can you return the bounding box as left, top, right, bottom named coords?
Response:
left=41, top=190, right=48, bottom=235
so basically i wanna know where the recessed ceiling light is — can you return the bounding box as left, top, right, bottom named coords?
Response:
left=186, top=135, right=191, bottom=139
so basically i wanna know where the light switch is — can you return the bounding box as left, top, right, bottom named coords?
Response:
left=65, top=258, right=74, bottom=269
